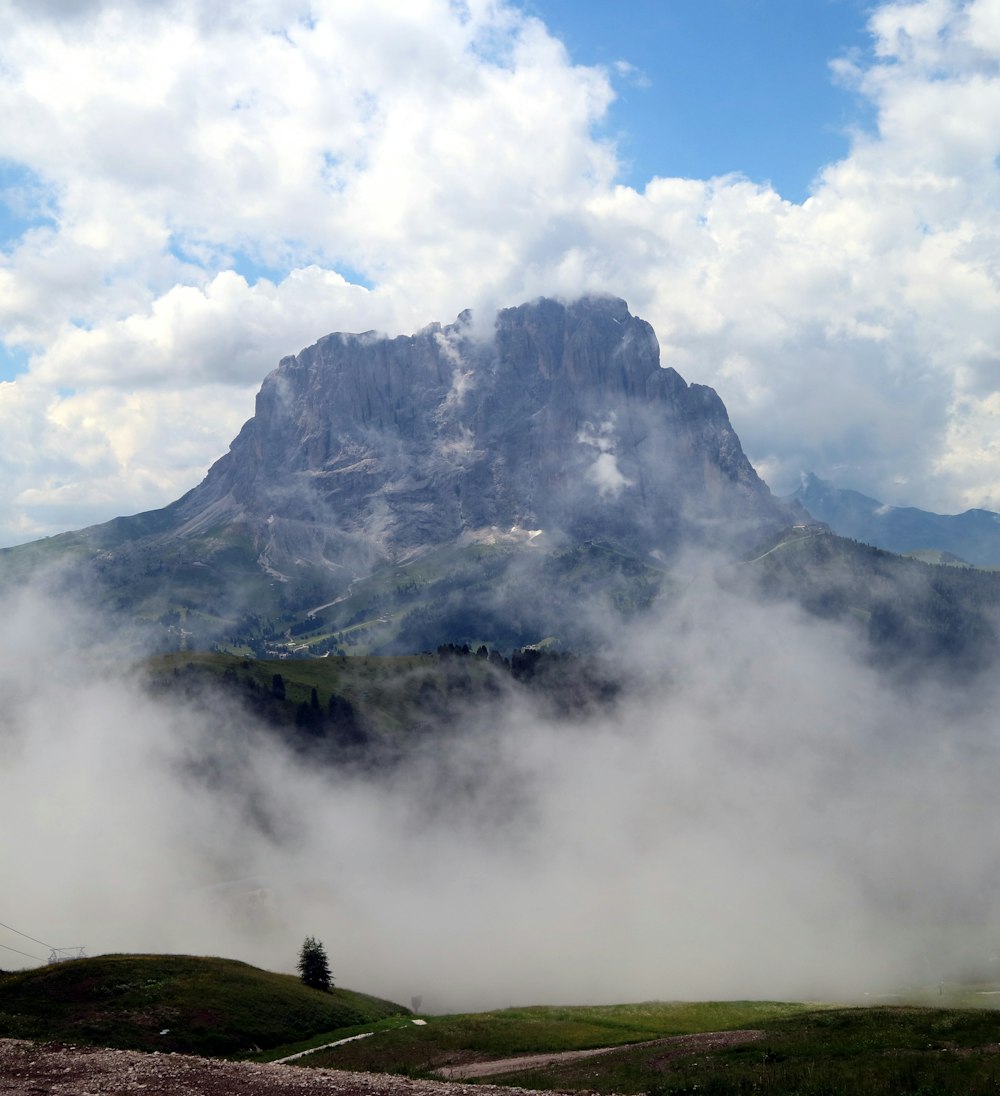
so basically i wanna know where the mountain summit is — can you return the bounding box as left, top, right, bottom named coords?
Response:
left=1, top=296, right=794, bottom=650
left=181, top=294, right=786, bottom=565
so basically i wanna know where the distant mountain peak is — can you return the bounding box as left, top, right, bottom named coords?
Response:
left=790, top=472, right=1000, bottom=566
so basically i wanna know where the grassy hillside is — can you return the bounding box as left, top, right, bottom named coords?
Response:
left=148, top=650, right=457, bottom=740
left=0, top=953, right=408, bottom=1056
left=741, top=528, right=1000, bottom=677
left=282, top=1000, right=808, bottom=1069
left=283, top=997, right=1000, bottom=1095
left=0, top=521, right=666, bottom=656
left=144, top=646, right=622, bottom=759
left=482, top=1005, right=1000, bottom=1095
left=209, top=539, right=665, bottom=658
left=6, top=957, right=1000, bottom=1093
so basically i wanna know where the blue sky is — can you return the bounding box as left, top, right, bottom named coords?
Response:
left=525, top=0, right=875, bottom=202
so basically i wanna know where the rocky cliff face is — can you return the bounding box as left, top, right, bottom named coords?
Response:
left=173, top=295, right=788, bottom=574
left=1, top=295, right=795, bottom=650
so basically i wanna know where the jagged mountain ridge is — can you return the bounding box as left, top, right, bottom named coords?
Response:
left=175, top=294, right=788, bottom=565
left=0, top=296, right=795, bottom=651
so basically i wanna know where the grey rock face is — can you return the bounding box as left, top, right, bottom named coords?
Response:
left=176, top=294, right=789, bottom=573
left=0, top=295, right=796, bottom=650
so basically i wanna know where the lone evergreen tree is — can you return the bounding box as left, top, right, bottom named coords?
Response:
left=297, top=935, right=332, bottom=991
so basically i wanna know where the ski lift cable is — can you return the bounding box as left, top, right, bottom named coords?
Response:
left=0, top=918, right=54, bottom=950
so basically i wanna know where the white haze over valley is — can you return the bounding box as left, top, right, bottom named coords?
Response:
left=5, top=571, right=1000, bottom=1012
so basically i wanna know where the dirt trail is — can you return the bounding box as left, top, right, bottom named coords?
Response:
left=437, top=1030, right=766, bottom=1079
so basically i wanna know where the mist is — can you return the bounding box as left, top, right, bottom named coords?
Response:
left=3, top=568, right=1000, bottom=1014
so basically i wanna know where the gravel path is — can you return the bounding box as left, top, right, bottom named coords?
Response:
left=0, top=1039, right=550, bottom=1096
left=0, top=1030, right=767, bottom=1093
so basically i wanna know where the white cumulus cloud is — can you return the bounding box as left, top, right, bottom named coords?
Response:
left=3, top=0, right=1000, bottom=540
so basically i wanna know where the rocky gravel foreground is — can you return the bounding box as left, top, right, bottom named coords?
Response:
left=0, top=1039, right=551, bottom=1096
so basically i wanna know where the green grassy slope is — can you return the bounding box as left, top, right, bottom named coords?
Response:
left=741, top=528, right=1000, bottom=676
left=291, top=1000, right=808, bottom=1071
left=0, top=953, right=408, bottom=1057
left=7, top=957, right=1000, bottom=1094
left=488, top=1005, right=1000, bottom=1095
left=148, top=650, right=448, bottom=737
left=145, top=647, right=621, bottom=757
left=215, top=539, right=666, bottom=658
left=290, top=998, right=1000, bottom=1095
left=0, top=522, right=667, bottom=656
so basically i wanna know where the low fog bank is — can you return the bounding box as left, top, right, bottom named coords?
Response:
left=3, top=573, right=1000, bottom=1014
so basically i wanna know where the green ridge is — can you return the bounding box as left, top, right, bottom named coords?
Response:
left=0, top=953, right=408, bottom=1057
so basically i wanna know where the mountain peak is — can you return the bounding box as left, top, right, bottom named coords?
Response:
left=2, top=296, right=794, bottom=650
left=179, top=295, right=784, bottom=564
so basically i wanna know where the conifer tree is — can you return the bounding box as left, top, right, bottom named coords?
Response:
left=297, top=935, right=332, bottom=991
